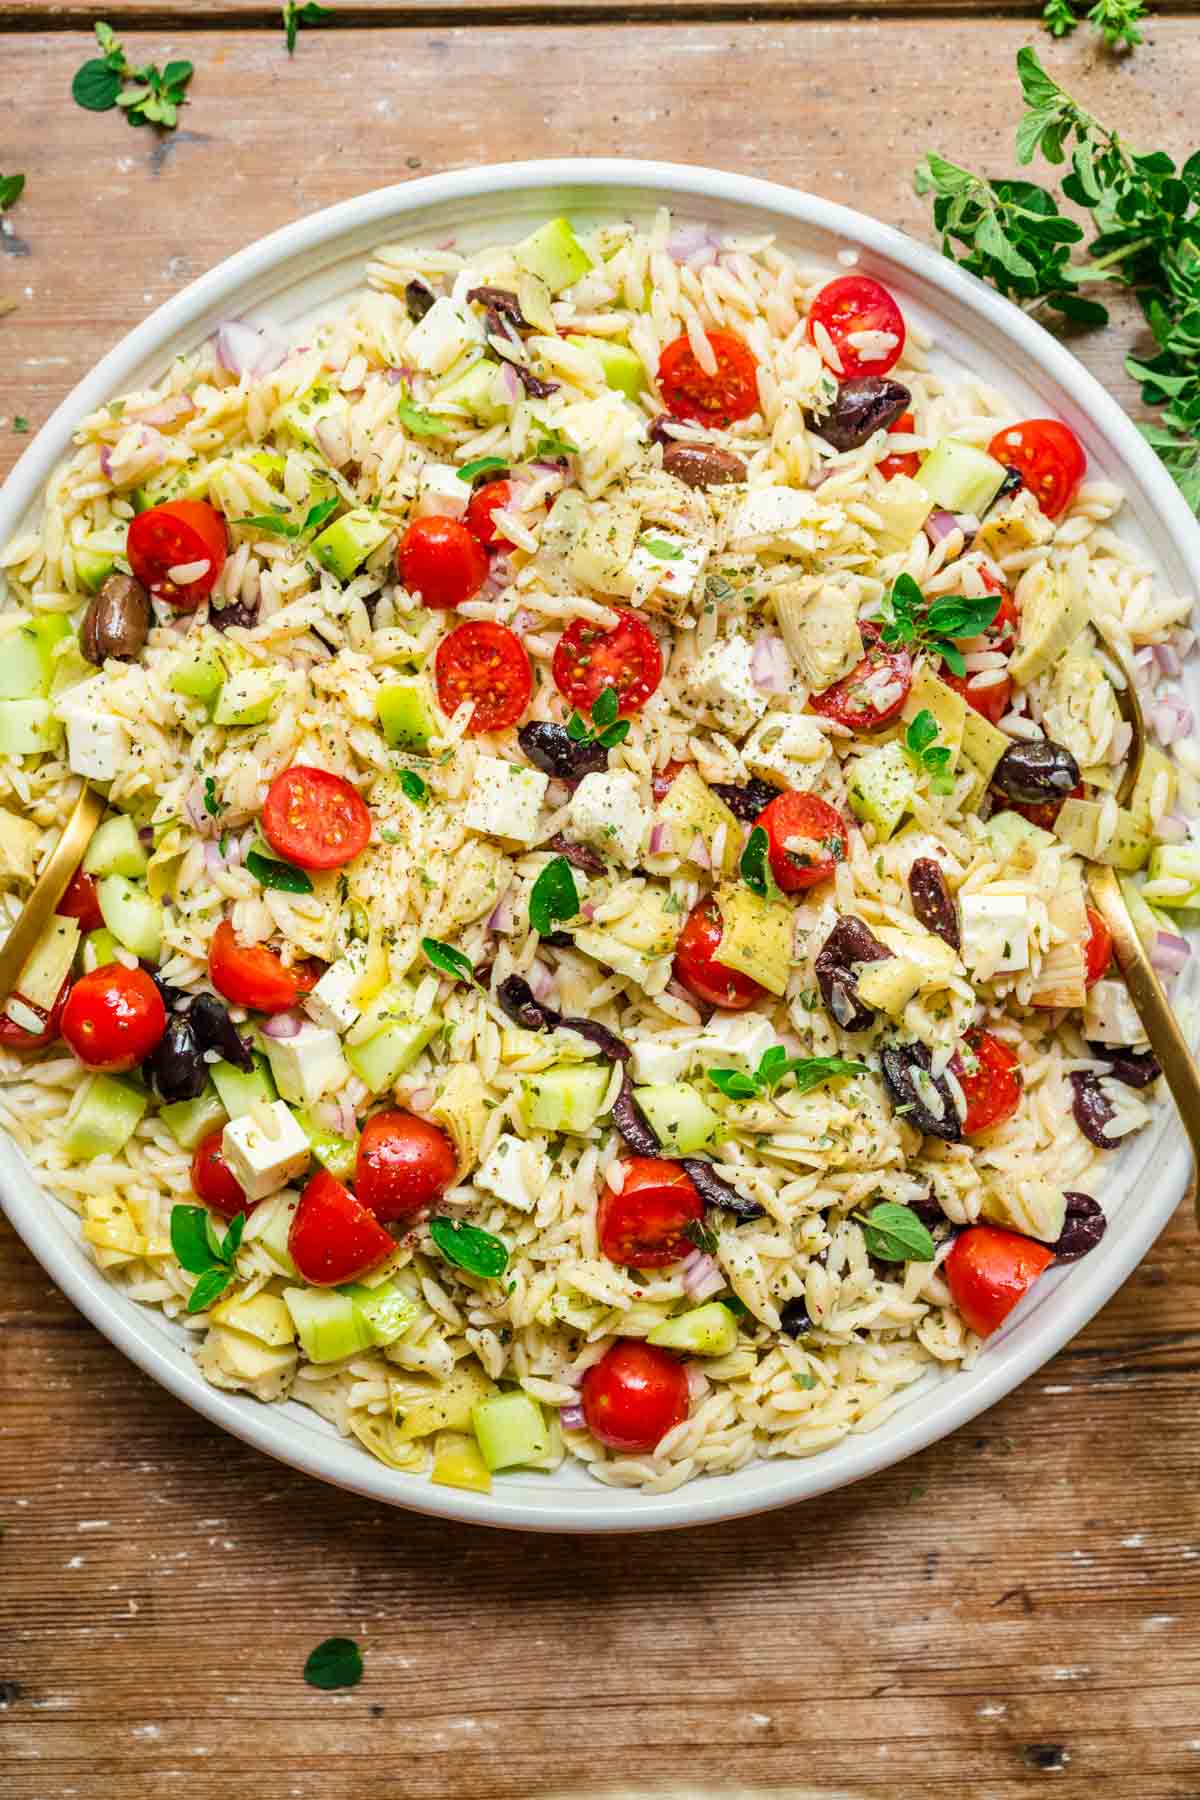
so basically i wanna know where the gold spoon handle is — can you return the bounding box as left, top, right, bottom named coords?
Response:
left=0, top=786, right=107, bottom=1005
left=1087, top=864, right=1200, bottom=1219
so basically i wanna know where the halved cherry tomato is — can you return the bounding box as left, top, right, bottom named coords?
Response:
left=581, top=1339, right=690, bottom=1451
left=0, top=975, right=70, bottom=1052
left=758, top=790, right=847, bottom=893
left=1009, top=781, right=1084, bottom=833
left=355, top=1110, right=457, bottom=1223
left=944, top=1225, right=1054, bottom=1338
left=976, top=575, right=1019, bottom=654
left=598, top=1159, right=703, bottom=1269
left=673, top=895, right=766, bottom=1012
left=60, top=964, right=166, bottom=1073
left=288, top=1169, right=395, bottom=1287
left=877, top=410, right=920, bottom=482
left=434, top=621, right=532, bottom=735
left=809, top=622, right=912, bottom=731
left=941, top=667, right=1013, bottom=726
left=127, top=499, right=228, bottom=609
left=191, top=1128, right=248, bottom=1220
left=399, top=514, right=489, bottom=609
left=949, top=1029, right=1023, bottom=1136
left=552, top=607, right=663, bottom=714
left=262, top=766, right=371, bottom=872
left=465, top=478, right=513, bottom=550
left=657, top=329, right=760, bottom=427
left=208, top=920, right=303, bottom=1015
left=986, top=419, right=1087, bottom=520
left=57, top=867, right=104, bottom=934
left=651, top=759, right=690, bottom=803
left=808, top=275, right=905, bottom=381
left=1084, top=906, right=1114, bottom=988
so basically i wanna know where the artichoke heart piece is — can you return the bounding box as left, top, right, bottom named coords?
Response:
left=772, top=577, right=864, bottom=693
left=657, top=766, right=742, bottom=878
left=714, top=884, right=793, bottom=997
left=1009, top=563, right=1089, bottom=687
left=979, top=1178, right=1067, bottom=1244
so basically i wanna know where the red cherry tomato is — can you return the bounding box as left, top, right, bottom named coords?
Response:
left=808, top=275, right=905, bottom=381
left=1009, top=781, right=1084, bottom=833
left=673, top=895, right=766, bottom=1012
left=355, top=1110, right=458, bottom=1223
left=288, top=1169, right=396, bottom=1287
left=949, top=1029, right=1023, bottom=1136
left=60, top=964, right=166, bottom=1073
left=657, top=328, right=759, bottom=427
left=986, top=419, right=1087, bottom=520
left=261, top=765, right=371, bottom=872
left=598, top=1158, right=703, bottom=1269
left=809, top=622, right=912, bottom=731
left=1084, top=906, right=1114, bottom=988
left=208, top=920, right=303, bottom=1015
left=552, top=607, right=663, bottom=714
left=57, top=867, right=104, bottom=934
left=944, top=1225, right=1054, bottom=1338
left=877, top=410, right=921, bottom=482
left=398, top=514, right=488, bottom=609
left=581, top=1339, right=690, bottom=1452
left=757, top=790, right=847, bottom=893
left=977, top=576, right=1019, bottom=654
left=191, top=1129, right=248, bottom=1220
left=941, top=667, right=1013, bottom=726
left=651, top=759, right=690, bottom=803
left=434, top=621, right=532, bottom=735
left=465, top=478, right=513, bottom=550
left=0, top=975, right=70, bottom=1052
left=127, top=500, right=228, bottom=609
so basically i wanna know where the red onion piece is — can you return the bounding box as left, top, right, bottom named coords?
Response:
left=500, top=363, right=521, bottom=405
left=682, top=1251, right=723, bottom=1299
left=486, top=890, right=515, bottom=934
left=407, top=1085, right=434, bottom=1112
left=216, top=319, right=290, bottom=381
left=559, top=1403, right=585, bottom=1431
left=666, top=224, right=718, bottom=262
left=750, top=630, right=791, bottom=694
left=136, top=395, right=195, bottom=429
left=335, top=1094, right=358, bottom=1139
left=528, top=959, right=556, bottom=1003
left=262, top=1010, right=304, bottom=1040
left=1150, top=929, right=1191, bottom=979
left=924, top=509, right=960, bottom=544
left=648, top=822, right=671, bottom=856
left=202, top=841, right=225, bottom=875
left=685, top=1365, right=710, bottom=1403
left=1155, top=641, right=1182, bottom=678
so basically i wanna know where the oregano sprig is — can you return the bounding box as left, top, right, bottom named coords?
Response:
left=707, top=1048, right=869, bottom=1102
left=878, top=573, right=1001, bottom=677
left=565, top=685, right=631, bottom=752
left=170, top=1204, right=245, bottom=1313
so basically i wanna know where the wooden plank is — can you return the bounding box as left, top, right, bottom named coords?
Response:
left=2, top=19, right=1200, bottom=1800
left=4, top=0, right=1194, bottom=20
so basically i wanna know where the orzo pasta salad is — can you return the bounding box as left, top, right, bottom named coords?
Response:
left=1, top=212, right=1195, bottom=1497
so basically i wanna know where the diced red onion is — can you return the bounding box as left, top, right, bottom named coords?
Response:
left=580, top=900, right=595, bottom=921
left=314, top=416, right=351, bottom=469
left=685, top=1365, right=710, bottom=1403
left=1155, top=641, right=1182, bottom=678
left=666, top=224, right=717, bottom=262
left=1150, top=929, right=1191, bottom=978
left=751, top=630, right=791, bottom=694
left=649, top=822, right=671, bottom=856
left=335, top=1094, right=358, bottom=1139
left=1155, top=812, right=1189, bottom=844
left=682, top=1250, right=724, bottom=1299
left=136, top=394, right=195, bottom=429
left=1150, top=697, right=1194, bottom=746
left=924, top=509, right=960, bottom=545
left=262, top=1010, right=304, bottom=1040
left=486, top=890, right=515, bottom=934
left=99, top=445, right=114, bottom=480
left=500, top=362, right=521, bottom=405
left=1173, top=628, right=1196, bottom=661
left=202, top=840, right=225, bottom=875
left=559, top=1403, right=585, bottom=1431
left=184, top=784, right=210, bottom=833
left=529, top=959, right=556, bottom=1002
left=407, top=1085, right=434, bottom=1112
left=215, top=319, right=289, bottom=380
left=689, top=832, right=711, bottom=870
left=138, top=826, right=154, bottom=846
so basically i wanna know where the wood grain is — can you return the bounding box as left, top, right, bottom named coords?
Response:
left=2, top=17, right=1199, bottom=1800
left=3, top=0, right=1193, bottom=21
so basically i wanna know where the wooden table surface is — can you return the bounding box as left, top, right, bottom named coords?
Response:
left=2, top=10, right=1199, bottom=1798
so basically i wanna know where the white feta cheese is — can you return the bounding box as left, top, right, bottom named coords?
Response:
left=959, top=893, right=1030, bottom=980
left=694, top=1010, right=778, bottom=1068
left=1084, top=977, right=1148, bottom=1047
left=626, top=530, right=707, bottom=604
left=687, top=638, right=768, bottom=737
left=475, top=1132, right=552, bottom=1214
left=463, top=756, right=548, bottom=848
left=416, top=461, right=470, bottom=521
left=263, top=1022, right=350, bottom=1110
left=628, top=1037, right=692, bottom=1086
left=65, top=712, right=127, bottom=783
left=405, top=296, right=484, bottom=376
left=742, top=711, right=828, bottom=787
left=221, top=1103, right=312, bottom=1203
left=304, top=941, right=370, bottom=1035
left=567, top=770, right=648, bottom=867
left=729, top=485, right=827, bottom=553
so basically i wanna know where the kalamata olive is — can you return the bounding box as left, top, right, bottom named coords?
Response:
left=540, top=930, right=574, bottom=949
left=806, top=376, right=912, bottom=453
left=497, top=974, right=560, bottom=1034
left=984, top=466, right=1025, bottom=514
left=151, top=972, right=188, bottom=1011
left=467, top=285, right=530, bottom=332
left=80, top=572, right=151, bottom=666
left=516, top=367, right=559, bottom=399
left=991, top=739, right=1081, bottom=806
left=779, top=1297, right=812, bottom=1338
left=544, top=833, right=607, bottom=877
left=880, top=1042, right=963, bottom=1142
left=1069, top=1070, right=1118, bottom=1147
left=209, top=595, right=260, bottom=633
left=1085, top=1042, right=1161, bottom=1088
left=910, top=1191, right=949, bottom=1232
left=679, top=1157, right=765, bottom=1221
left=647, top=415, right=676, bottom=447
left=405, top=278, right=435, bottom=323
left=711, top=777, right=782, bottom=823
left=148, top=1014, right=209, bottom=1103
left=611, top=1073, right=661, bottom=1155
left=1052, top=1192, right=1107, bottom=1261
left=661, top=443, right=747, bottom=488
left=814, top=916, right=893, bottom=1033
left=189, top=991, right=254, bottom=1071
left=908, top=857, right=960, bottom=950
left=518, top=721, right=609, bottom=783
left=559, top=1016, right=629, bottom=1062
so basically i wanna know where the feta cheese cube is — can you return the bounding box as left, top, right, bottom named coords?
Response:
left=742, top=711, right=828, bottom=787
left=959, top=893, right=1030, bottom=979
left=628, top=1037, right=692, bottom=1086
left=463, top=756, right=548, bottom=848
left=304, top=941, right=370, bottom=1035
left=567, top=770, right=648, bottom=867
left=0, top=806, right=40, bottom=883
left=693, top=1010, right=778, bottom=1069
left=687, top=638, right=768, bottom=737
left=1084, top=977, right=1148, bottom=1048
left=405, top=296, right=484, bottom=376
left=221, top=1103, right=312, bottom=1203
left=416, top=461, right=470, bottom=521
left=263, top=1022, right=350, bottom=1109
left=65, top=712, right=127, bottom=783
left=729, top=486, right=824, bottom=552
left=626, top=530, right=707, bottom=604
left=475, top=1132, right=553, bottom=1214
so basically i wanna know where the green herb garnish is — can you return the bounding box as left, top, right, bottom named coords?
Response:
left=0, top=175, right=24, bottom=212
left=456, top=455, right=508, bottom=483
left=739, top=824, right=783, bottom=902
left=428, top=1217, right=509, bottom=1280
left=284, top=0, right=334, bottom=54
left=905, top=709, right=956, bottom=797
left=303, top=1636, right=363, bottom=1690
left=202, top=776, right=223, bottom=818
left=11, top=417, right=29, bottom=434
left=398, top=770, right=428, bottom=805
left=683, top=1217, right=720, bottom=1256
left=878, top=572, right=1000, bottom=678
left=853, top=1201, right=936, bottom=1264
left=234, top=498, right=338, bottom=540
left=73, top=23, right=193, bottom=130
left=707, top=1049, right=869, bottom=1102
left=528, top=854, right=579, bottom=938
left=421, top=936, right=477, bottom=986
left=170, top=1204, right=245, bottom=1314
left=533, top=431, right=578, bottom=460
left=246, top=849, right=314, bottom=895
left=396, top=395, right=447, bottom=437
left=638, top=534, right=684, bottom=560
left=564, top=684, right=631, bottom=752
left=1040, top=0, right=1145, bottom=48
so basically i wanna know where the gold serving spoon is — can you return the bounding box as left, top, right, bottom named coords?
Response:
left=0, top=785, right=106, bottom=1007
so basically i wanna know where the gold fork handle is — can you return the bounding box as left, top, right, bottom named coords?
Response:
left=0, top=786, right=107, bottom=1005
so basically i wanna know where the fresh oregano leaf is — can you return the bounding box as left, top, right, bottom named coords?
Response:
left=246, top=850, right=315, bottom=895
left=428, top=1217, right=509, bottom=1279
left=421, top=936, right=477, bottom=986
left=303, top=1637, right=363, bottom=1690
left=528, top=854, right=579, bottom=937
left=170, top=1204, right=216, bottom=1275
left=855, top=1201, right=937, bottom=1263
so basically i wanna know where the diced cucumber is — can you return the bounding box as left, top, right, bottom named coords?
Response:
left=713, top=885, right=793, bottom=998
left=132, top=460, right=215, bottom=512
left=515, top=269, right=556, bottom=333
left=213, top=668, right=284, bottom=727
left=12, top=916, right=80, bottom=1012
left=96, top=874, right=162, bottom=962
left=210, top=1290, right=296, bottom=1347
left=62, top=1073, right=148, bottom=1160
left=296, top=1108, right=358, bottom=1182
left=513, top=217, right=593, bottom=294
left=633, top=1081, right=720, bottom=1155
left=210, top=1052, right=277, bottom=1120
left=346, top=1015, right=440, bottom=1094
left=83, top=813, right=148, bottom=880
left=74, top=529, right=127, bottom=595
left=0, top=698, right=64, bottom=757
left=1055, top=798, right=1151, bottom=872
left=566, top=335, right=646, bottom=398
left=1146, top=844, right=1200, bottom=908
left=647, top=1301, right=739, bottom=1357
left=1119, top=875, right=1163, bottom=951
left=282, top=1286, right=376, bottom=1363
left=170, top=650, right=225, bottom=707
left=471, top=1391, right=549, bottom=1471
left=430, top=1430, right=492, bottom=1493
left=432, top=359, right=511, bottom=425
left=159, top=1084, right=228, bottom=1149
left=985, top=809, right=1056, bottom=859
left=0, top=616, right=71, bottom=700
left=339, top=1280, right=419, bottom=1346
left=917, top=438, right=1008, bottom=515
left=80, top=927, right=120, bottom=974
left=847, top=738, right=918, bottom=842
left=311, top=509, right=391, bottom=581
left=377, top=676, right=440, bottom=751
left=520, top=1063, right=611, bottom=1135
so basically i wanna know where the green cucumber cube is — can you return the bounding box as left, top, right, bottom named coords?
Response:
left=63, top=1074, right=148, bottom=1160
left=346, top=1016, right=439, bottom=1095
left=632, top=1082, right=720, bottom=1155
left=471, top=1391, right=549, bottom=1471
left=339, top=1280, right=419, bottom=1346
left=917, top=438, right=1008, bottom=516
left=0, top=616, right=72, bottom=700
left=84, top=813, right=149, bottom=880
left=521, top=1064, right=611, bottom=1135
left=296, top=1108, right=358, bottom=1182
left=513, top=217, right=593, bottom=294
left=566, top=336, right=646, bottom=399
left=159, top=1084, right=228, bottom=1150
left=311, top=509, right=391, bottom=580
left=97, top=875, right=163, bottom=962
left=1146, top=844, right=1200, bottom=908
left=283, top=1286, right=375, bottom=1363
left=647, top=1302, right=739, bottom=1357
left=213, top=669, right=284, bottom=727
left=377, top=677, right=440, bottom=751
left=81, top=927, right=120, bottom=974
left=432, top=360, right=511, bottom=425
left=170, top=651, right=226, bottom=707
left=0, top=698, right=64, bottom=757
left=210, top=1053, right=277, bottom=1120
